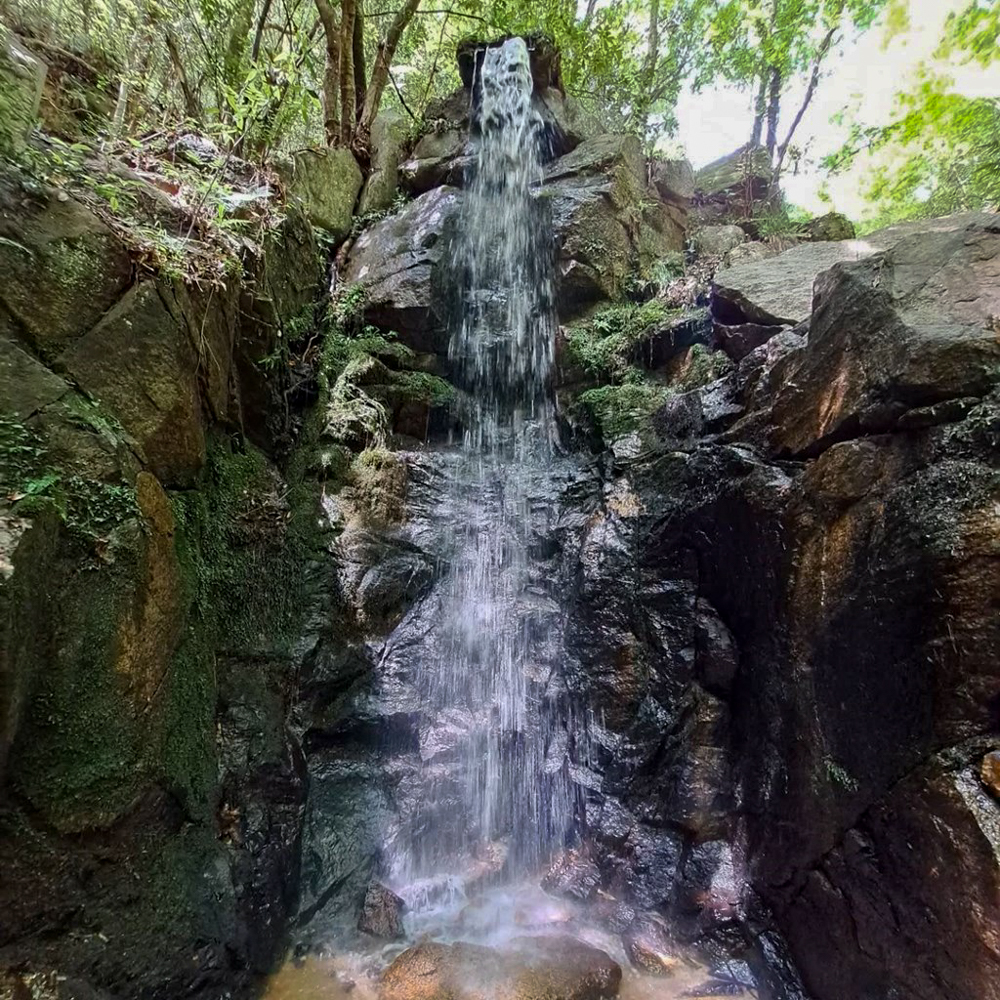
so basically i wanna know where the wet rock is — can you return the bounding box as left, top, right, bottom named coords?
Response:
left=694, top=600, right=738, bottom=696
left=802, top=212, right=855, bottom=241
left=767, top=214, right=1000, bottom=456
left=780, top=764, right=1000, bottom=1000
left=633, top=309, right=713, bottom=371
left=691, top=225, right=745, bottom=259
left=358, top=881, right=405, bottom=939
left=544, top=133, right=659, bottom=316
left=282, top=147, right=363, bottom=238
left=0, top=27, right=45, bottom=152
left=712, top=320, right=786, bottom=363
left=542, top=848, right=602, bottom=901
left=400, top=128, right=469, bottom=194
left=343, top=185, right=461, bottom=353
left=980, top=751, right=1000, bottom=797
left=380, top=937, right=622, bottom=1000
left=360, top=108, right=410, bottom=214
left=623, top=915, right=681, bottom=975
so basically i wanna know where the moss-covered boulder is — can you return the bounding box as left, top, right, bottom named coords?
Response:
left=0, top=175, right=132, bottom=360
left=282, top=147, right=363, bottom=238
left=0, top=26, right=45, bottom=153
left=360, top=108, right=410, bottom=214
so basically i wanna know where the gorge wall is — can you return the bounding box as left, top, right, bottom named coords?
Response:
left=1, top=32, right=999, bottom=1000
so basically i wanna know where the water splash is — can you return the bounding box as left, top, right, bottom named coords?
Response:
left=397, top=37, right=573, bottom=892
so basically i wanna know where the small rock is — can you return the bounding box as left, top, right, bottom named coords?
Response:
left=623, top=915, right=682, bottom=976
left=981, top=751, right=1000, bottom=798
left=802, top=211, right=856, bottom=241
left=541, top=849, right=602, bottom=901
left=691, top=225, right=746, bottom=259
left=358, top=881, right=405, bottom=939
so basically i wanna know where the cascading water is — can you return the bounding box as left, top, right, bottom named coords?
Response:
left=391, top=36, right=575, bottom=908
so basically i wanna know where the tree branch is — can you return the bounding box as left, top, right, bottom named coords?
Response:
left=774, top=26, right=837, bottom=178
left=357, top=0, right=422, bottom=145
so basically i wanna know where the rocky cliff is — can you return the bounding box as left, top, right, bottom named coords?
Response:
left=1, top=33, right=999, bottom=1000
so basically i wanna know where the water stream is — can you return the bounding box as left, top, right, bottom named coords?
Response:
left=392, top=37, right=574, bottom=900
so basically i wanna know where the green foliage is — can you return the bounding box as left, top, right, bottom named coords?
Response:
left=823, top=3, right=1000, bottom=228
left=567, top=299, right=672, bottom=381
left=753, top=202, right=812, bottom=237
left=0, top=414, right=139, bottom=540
left=577, top=377, right=672, bottom=438
left=319, top=284, right=453, bottom=448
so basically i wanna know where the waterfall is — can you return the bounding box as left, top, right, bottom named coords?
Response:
left=393, top=37, right=574, bottom=908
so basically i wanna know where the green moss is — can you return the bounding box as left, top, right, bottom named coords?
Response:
left=11, top=523, right=149, bottom=830
left=0, top=414, right=138, bottom=539
left=577, top=378, right=673, bottom=438
left=566, top=299, right=672, bottom=382
left=673, top=343, right=735, bottom=392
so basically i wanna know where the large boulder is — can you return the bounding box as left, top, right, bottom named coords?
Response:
left=650, top=156, right=695, bottom=205
left=691, top=224, right=746, bottom=259
left=0, top=27, right=45, bottom=152
left=400, top=128, right=469, bottom=195
left=712, top=240, right=874, bottom=326
left=767, top=214, right=1000, bottom=456
left=0, top=176, right=132, bottom=360
left=544, top=134, right=651, bottom=316
left=693, top=145, right=772, bottom=223
left=343, top=185, right=461, bottom=354
left=282, top=147, right=362, bottom=238
left=802, top=211, right=856, bottom=241
left=359, top=108, right=410, bottom=215
left=380, top=937, right=621, bottom=1000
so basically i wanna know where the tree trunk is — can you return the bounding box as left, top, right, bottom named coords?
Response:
left=353, top=6, right=367, bottom=121
left=750, top=72, right=767, bottom=147
left=251, top=0, right=274, bottom=63
left=339, top=0, right=358, bottom=145
left=356, top=0, right=423, bottom=147
left=164, top=28, right=202, bottom=121
left=314, top=0, right=340, bottom=145
left=765, top=65, right=781, bottom=161
left=773, top=26, right=837, bottom=181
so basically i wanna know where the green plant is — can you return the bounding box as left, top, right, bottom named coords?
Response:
left=567, top=299, right=672, bottom=382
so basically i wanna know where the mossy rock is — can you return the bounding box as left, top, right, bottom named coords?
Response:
left=280, top=147, right=363, bottom=239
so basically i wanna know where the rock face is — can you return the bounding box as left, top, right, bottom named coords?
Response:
left=0, top=27, right=45, bottom=152
left=343, top=185, right=461, bottom=354
left=693, top=145, right=771, bottom=223
left=380, top=937, right=622, bottom=1000
left=0, top=160, right=325, bottom=999
left=283, top=147, right=363, bottom=237
left=545, top=133, right=685, bottom=316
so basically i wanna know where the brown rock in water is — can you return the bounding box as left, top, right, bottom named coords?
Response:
left=379, top=937, right=621, bottom=1000
left=981, top=752, right=1000, bottom=798
left=541, top=849, right=602, bottom=901
left=358, top=881, right=405, bottom=939
left=623, top=916, right=682, bottom=976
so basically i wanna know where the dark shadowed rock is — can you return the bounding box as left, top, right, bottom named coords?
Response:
left=343, top=186, right=461, bottom=353
left=713, top=320, right=788, bottom=362
left=768, top=215, right=1000, bottom=456
left=358, top=881, right=405, bottom=939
